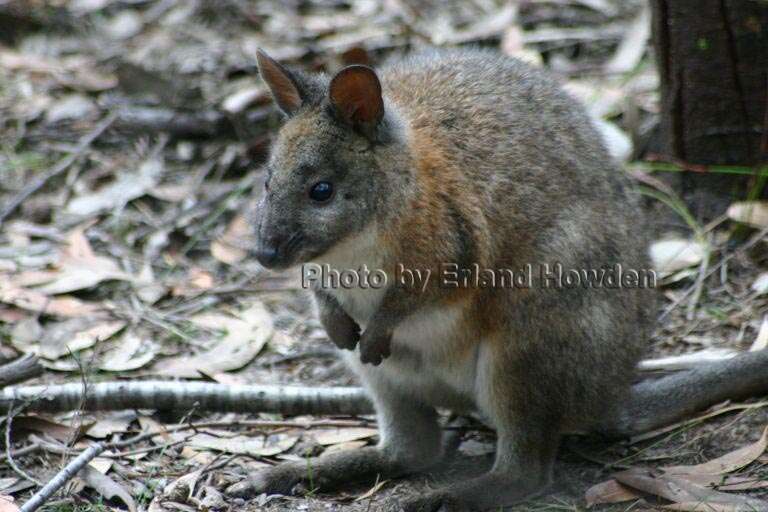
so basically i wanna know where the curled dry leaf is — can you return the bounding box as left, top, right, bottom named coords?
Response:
left=189, top=432, right=298, bottom=456
left=37, top=317, right=126, bottom=360
left=13, top=416, right=93, bottom=443
left=99, top=333, right=156, bottom=371
left=649, top=239, right=706, bottom=276
left=153, top=302, right=273, bottom=378
left=0, top=281, right=102, bottom=317
left=80, top=465, right=137, bottom=512
left=727, top=201, right=768, bottom=229
left=585, top=479, right=640, bottom=507
left=663, top=425, right=768, bottom=476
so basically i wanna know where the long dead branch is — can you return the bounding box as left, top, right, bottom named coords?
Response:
left=0, top=350, right=748, bottom=415
left=0, top=381, right=373, bottom=416
left=113, top=105, right=272, bottom=138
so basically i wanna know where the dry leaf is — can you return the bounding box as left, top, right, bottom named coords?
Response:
left=0, top=496, right=20, bottom=512
left=13, top=416, right=92, bottom=443
left=153, top=302, right=273, bottom=378
left=34, top=228, right=131, bottom=295
left=752, top=273, right=768, bottom=295
left=171, top=268, right=215, bottom=297
left=65, top=159, right=163, bottom=217
left=604, top=3, right=650, bottom=73
left=614, top=468, right=767, bottom=509
left=639, top=348, right=738, bottom=372
left=211, top=215, right=251, bottom=265
left=727, top=201, right=768, bottom=228
left=662, top=503, right=751, bottom=512
left=649, top=239, right=706, bottom=276
left=99, top=333, right=156, bottom=371
left=86, top=412, right=137, bottom=439
left=682, top=473, right=768, bottom=492
left=585, top=479, right=640, bottom=507
left=310, top=427, right=378, bottom=446
left=354, top=477, right=389, bottom=501
left=323, top=440, right=368, bottom=454
left=38, top=318, right=126, bottom=360
left=0, top=281, right=102, bottom=317
left=664, top=426, right=768, bottom=475
left=189, top=432, right=298, bottom=456
left=751, top=317, right=768, bottom=352
left=80, top=465, right=137, bottom=512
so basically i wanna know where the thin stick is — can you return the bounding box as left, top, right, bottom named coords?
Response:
left=0, top=112, right=117, bottom=226
left=5, top=408, right=44, bottom=487
left=20, top=443, right=105, bottom=512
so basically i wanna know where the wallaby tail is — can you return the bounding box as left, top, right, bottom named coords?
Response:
left=598, top=350, right=768, bottom=438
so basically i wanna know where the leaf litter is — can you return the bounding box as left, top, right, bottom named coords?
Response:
left=1, top=0, right=767, bottom=511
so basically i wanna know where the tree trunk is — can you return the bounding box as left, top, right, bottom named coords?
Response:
left=650, top=0, right=767, bottom=217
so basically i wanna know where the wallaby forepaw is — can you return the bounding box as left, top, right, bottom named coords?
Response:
left=359, top=328, right=393, bottom=365
left=325, top=312, right=361, bottom=351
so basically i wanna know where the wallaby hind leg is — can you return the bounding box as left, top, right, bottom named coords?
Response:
left=401, top=418, right=560, bottom=511
left=226, top=382, right=442, bottom=497
left=402, top=343, right=562, bottom=511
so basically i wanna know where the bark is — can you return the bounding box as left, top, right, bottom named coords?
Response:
left=650, top=0, right=768, bottom=216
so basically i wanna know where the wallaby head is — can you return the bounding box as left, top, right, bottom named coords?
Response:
left=251, top=50, right=406, bottom=269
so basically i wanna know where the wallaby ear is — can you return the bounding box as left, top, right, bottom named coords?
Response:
left=328, top=65, right=384, bottom=135
left=256, top=49, right=303, bottom=115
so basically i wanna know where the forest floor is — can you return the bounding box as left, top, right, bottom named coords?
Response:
left=1, top=1, right=767, bottom=511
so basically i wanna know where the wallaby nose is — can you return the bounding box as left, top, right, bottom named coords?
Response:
left=254, top=245, right=280, bottom=268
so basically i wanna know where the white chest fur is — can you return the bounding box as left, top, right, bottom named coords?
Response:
left=311, top=224, right=479, bottom=410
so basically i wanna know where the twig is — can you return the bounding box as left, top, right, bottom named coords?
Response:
left=0, top=381, right=374, bottom=416
left=0, top=355, right=43, bottom=387
left=20, top=442, right=105, bottom=512
left=0, top=112, right=117, bottom=226
left=5, top=407, right=45, bottom=487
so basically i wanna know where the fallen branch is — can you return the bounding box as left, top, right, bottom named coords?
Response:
left=0, top=355, right=43, bottom=387
left=0, top=349, right=750, bottom=415
left=113, top=105, right=272, bottom=138
left=0, top=381, right=373, bottom=416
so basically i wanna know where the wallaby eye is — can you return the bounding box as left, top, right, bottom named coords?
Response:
left=309, top=181, right=333, bottom=202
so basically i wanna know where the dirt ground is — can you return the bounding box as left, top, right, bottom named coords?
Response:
left=1, top=1, right=767, bottom=511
